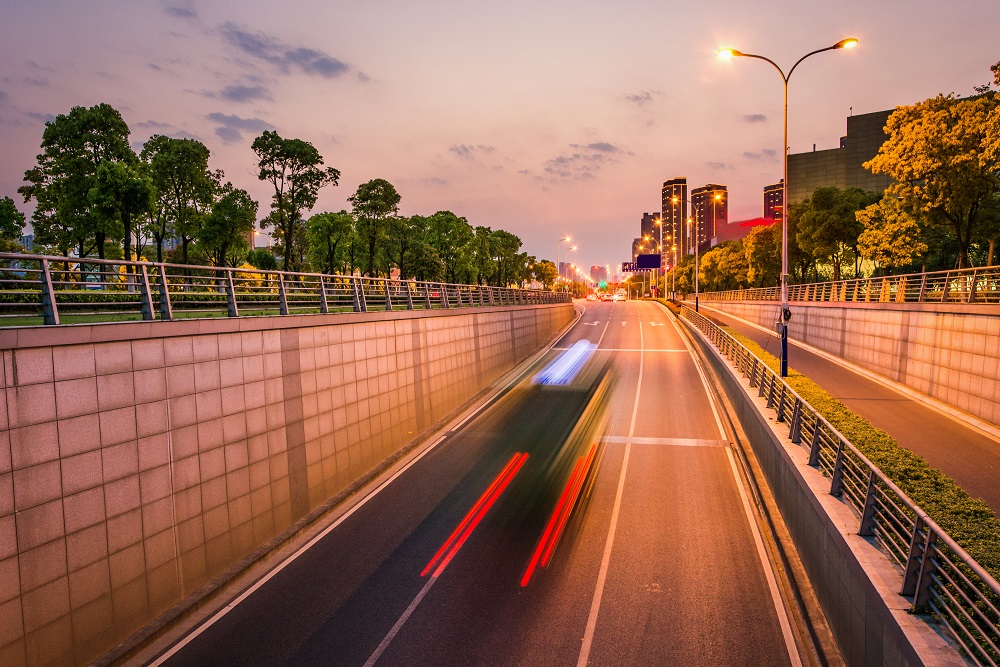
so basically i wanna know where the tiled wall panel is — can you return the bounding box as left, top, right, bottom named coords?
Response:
left=0, top=304, right=572, bottom=666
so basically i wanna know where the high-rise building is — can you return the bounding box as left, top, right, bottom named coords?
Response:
left=661, top=178, right=688, bottom=259
left=691, top=184, right=728, bottom=252
left=640, top=212, right=658, bottom=251
left=631, top=237, right=642, bottom=262
left=763, top=180, right=783, bottom=221
left=590, top=265, right=608, bottom=285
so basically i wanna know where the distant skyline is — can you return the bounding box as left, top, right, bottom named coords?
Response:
left=2, top=0, right=998, bottom=272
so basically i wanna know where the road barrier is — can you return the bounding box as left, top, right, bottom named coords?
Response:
left=701, top=265, right=1000, bottom=305
left=682, top=304, right=1000, bottom=666
left=0, top=253, right=569, bottom=325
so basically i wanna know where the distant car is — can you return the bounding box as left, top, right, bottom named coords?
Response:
left=600, top=293, right=614, bottom=302
left=586, top=293, right=598, bottom=301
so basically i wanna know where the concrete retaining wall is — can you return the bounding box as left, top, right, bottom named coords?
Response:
left=700, top=300, right=1000, bottom=427
left=0, top=303, right=573, bottom=666
left=684, top=315, right=961, bottom=666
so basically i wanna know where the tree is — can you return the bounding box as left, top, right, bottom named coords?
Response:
left=88, top=160, right=153, bottom=264
left=199, top=183, right=258, bottom=267
left=468, top=226, right=496, bottom=285
left=700, top=241, right=748, bottom=291
left=425, top=211, right=474, bottom=283
left=253, top=131, right=339, bottom=271
left=0, top=196, right=26, bottom=241
left=532, top=259, right=558, bottom=288
left=350, top=178, right=401, bottom=277
left=865, top=93, right=1000, bottom=268
left=141, top=135, right=218, bottom=265
left=795, top=186, right=880, bottom=280
left=246, top=247, right=278, bottom=271
left=488, top=229, right=523, bottom=287
left=19, top=103, right=136, bottom=258
left=744, top=222, right=781, bottom=287
left=857, top=197, right=929, bottom=272
left=407, top=242, right=446, bottom=282
left=386, top=214, right=425, bottom=279
left=306, top=211, right=354, bottom=275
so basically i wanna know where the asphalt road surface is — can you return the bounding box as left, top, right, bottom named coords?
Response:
left=698, top=302, right=1000, bottom=515
left=144, top=300, right=800, bottom=667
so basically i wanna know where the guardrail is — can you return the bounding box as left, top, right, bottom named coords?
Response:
left=0, top=253, right=569, bottom=326
left=701, top=265, right=1000, bottom=304
left=681, top=304, right=1000, bottom=666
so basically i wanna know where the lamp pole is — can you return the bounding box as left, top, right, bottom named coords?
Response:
left=556, top=236, right=571, bottom=287
left=672, top=196, right=702, bottom=312
left=719, top=38, right=858, bottom=377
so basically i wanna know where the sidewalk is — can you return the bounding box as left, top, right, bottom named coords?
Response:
left=698, top=303, right=1000, bottom=516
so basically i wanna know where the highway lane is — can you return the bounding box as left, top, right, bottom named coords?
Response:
left=143, top=300, right=800, bottom=666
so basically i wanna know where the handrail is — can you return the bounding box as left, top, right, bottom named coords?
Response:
left=0, top=253, right=570, bottom=326
left=699, top=265, right=1000, bottom=305
left=680, top=304, right=1000, bottom=666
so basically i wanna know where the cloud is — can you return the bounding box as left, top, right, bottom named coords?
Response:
left=742, top=113, right=768, bottom=123
left=136, top=119, right=172, bottom=130
left=206, top=111, right=274, bottom=143
left=448, top=144, right=496, bottom=159
left=706, top=161, right=731, bottom=170
left=0, top=91, right=7, bottom=106
left=22, top=76, right=48, bottom=87
left=540, top=142, right=625, bottom=181
left=219, top=22, right=359, bottom=80
left=742, top=148, right=778, bottom=162
left=624, top=90, right=662, bottom=106
left=164, top=2, right=197, bottom=18
left=26, top=111, right=56, bottom=124
left=218, top=84, right=272, bottom=103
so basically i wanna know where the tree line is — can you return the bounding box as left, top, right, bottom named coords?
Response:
left=3, top=103, right=558, bottom=288
left=664, top=59, right=1000, bottom=295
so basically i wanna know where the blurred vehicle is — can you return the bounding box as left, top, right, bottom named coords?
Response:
left=586, top=293, right=598, bottom=301
left=600, top=293, right=613, bottom=302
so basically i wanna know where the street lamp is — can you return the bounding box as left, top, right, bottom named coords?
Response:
left=718, top=37, right=857, bottom=377
left=672, top=196, right=704, bottom=312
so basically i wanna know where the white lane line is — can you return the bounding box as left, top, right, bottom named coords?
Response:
left=595, top=317, right=612, bottom=348
left=600, top=436, right=728, bottom=447
left=725, top=447, right=803, bottom=667
left=577, top=302, right=645, bottom=666
left=363, top=575, right=437, bottom=667
left=148, top=433, right=449, bottom=667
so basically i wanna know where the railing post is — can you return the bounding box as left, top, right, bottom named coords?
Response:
left=440, top=284, right=449, bottom=309
left=830, top=441, right=846, bottom=495
left=278, top=274, right=289, bottom=315
left=157, top=264, right=173, bottom=321
left=967, top=268, right=979, bottom=304
left=808, top=424, right=822, bottom=466
left=385, top=279, right=393, bottom=311
left=39, top=259, right=60, bottom=325
left=226, top=269, right=239, bottom=317
left=901, top=516, right=937, bottom=612
left=406, top=282, right=414, bottom=310
left=858, top=469, right=879, bottom=536
left=776, top=384, right=787, bottom=422
left=353, top=277, right=368, bottom=312
left=318, top=276, right=329, bottom=314
left=918, top=273, right=928, bottom=302
left=456, top=287, right=463, bottom=308
left=423, top=283, right=432, bottom=310
left=139, top=265, right=155, bottom=321
left=789, top=399, right=803, bottom=443
left=488, top=287, right=496, bottom=306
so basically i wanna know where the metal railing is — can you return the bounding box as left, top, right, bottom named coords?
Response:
left=701, top=265, right=1000, bottom=305
left=0, top=253, right=569, bottom=326
left=681, top=305, right=1000, bottom=666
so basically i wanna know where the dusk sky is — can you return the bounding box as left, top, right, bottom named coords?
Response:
left=2, top=0, right=998, bottom=273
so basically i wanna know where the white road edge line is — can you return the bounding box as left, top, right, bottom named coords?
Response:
left=670, top=314, right=726, bottom=439
left=363, top=575, right=438, bottom=667
left=725, top=447, right=803, bottom=667
left=148, top=433, right=449, bottom=667
left=577, top=302, right=644, bottom=666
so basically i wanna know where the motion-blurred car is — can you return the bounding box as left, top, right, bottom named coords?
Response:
left=586, top=293, right=598, bottom=301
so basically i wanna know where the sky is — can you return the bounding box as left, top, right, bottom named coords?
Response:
left=1, top=0, right=998, bottom=274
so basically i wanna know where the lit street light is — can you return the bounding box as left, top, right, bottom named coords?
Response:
left=718, top=37, right=858, bottom=377
left=556, top=236, right=571, bottom=283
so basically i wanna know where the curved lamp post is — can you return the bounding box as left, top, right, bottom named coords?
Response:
left=556, top=236, right=571, bottom=287
left=718, top=38, right=857, bottom=377
left=672, top=196, right=706, bottom=312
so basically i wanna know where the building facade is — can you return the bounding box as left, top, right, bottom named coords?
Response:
left=661, top=178, right=688, bottom=260
left=787, top=109, right=892, bottom=205
left=691, top=184, right=728, bottom=253
left=590, top=265, right=608, bottom=285
left=763, top=180, right=783, bottom=221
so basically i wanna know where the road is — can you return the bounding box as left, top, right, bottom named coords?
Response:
left=142, top=300, right=800, bottom=666
left=698, top=302, right=1000, bottom=514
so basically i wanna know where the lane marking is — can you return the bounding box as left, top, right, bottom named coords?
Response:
left=583, top=322, right=599, bottom=326
left=577, top=302, right=645, bottom=666
left=148, top=433, right=451, bottom=667
left=600, top=436, right=728, bottom=447
left=725, top=447, right=803, bottom=667
left=363, top=576, right=436, bottom=667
